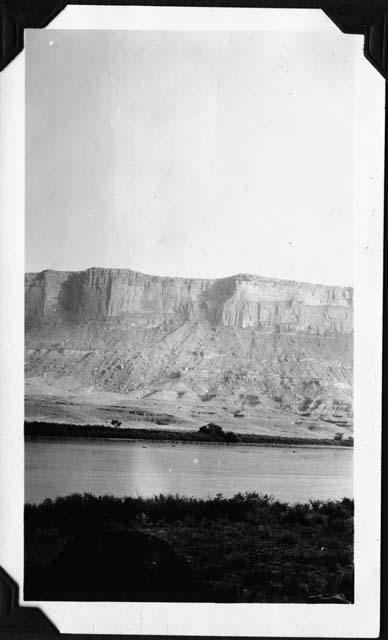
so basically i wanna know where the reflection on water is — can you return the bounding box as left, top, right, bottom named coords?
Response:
left=25, top=439, right=353, bottom=505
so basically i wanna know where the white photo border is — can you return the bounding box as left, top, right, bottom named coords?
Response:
left=0, top=5, right=384, bottom=637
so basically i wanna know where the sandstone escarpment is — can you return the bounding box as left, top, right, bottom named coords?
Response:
left=25, top=268, right=353, bottom=434
left=25, top=268, right=352, bottom=334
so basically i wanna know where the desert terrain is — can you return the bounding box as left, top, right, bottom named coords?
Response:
left=25, top=268, right=353, bottom=441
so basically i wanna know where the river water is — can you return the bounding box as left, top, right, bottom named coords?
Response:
left=25, top=439, right=353, bottom=505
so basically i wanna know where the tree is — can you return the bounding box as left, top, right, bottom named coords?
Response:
left=198, top=423, right=225, bottom=438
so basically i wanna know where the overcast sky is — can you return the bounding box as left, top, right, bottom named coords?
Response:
left=26, top=28, right=356, bottom=285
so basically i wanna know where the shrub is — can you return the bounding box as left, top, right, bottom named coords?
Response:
left=335, top=565, right=354, bottom=601
left=222, top=551, right=250, bottom=571
left=283, top=574, right=306, bottom=597
left=278, top=531, right=299, bottom=545
left=225, top=431, right=239, bottom=443
left=245, top=568, right=272, bottom=587
left=282, top=503, right=310, bottom=525
left=200, top=393, right=216, bottom=402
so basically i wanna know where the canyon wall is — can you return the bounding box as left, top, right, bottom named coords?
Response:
left=25, top=268, right=353, bottom=432
left=25, top=268, right=352, bottom=335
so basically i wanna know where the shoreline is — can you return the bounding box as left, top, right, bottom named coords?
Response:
left=25, top=435, right=351, bottom=451
left=25, top=420, right=353, bottom=448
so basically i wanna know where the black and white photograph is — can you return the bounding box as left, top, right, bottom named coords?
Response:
left=0, top=4, right=384, bottom=637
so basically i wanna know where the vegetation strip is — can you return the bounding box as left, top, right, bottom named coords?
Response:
left=25, top=420, right=353, bottom=447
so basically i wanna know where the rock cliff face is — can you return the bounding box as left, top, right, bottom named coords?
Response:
left=25, top=268, right=352, bottom=334
left=25, top=268, right=353, bottom=435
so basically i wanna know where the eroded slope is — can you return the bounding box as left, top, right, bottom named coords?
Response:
left=25, top=268, right=353, bottom=437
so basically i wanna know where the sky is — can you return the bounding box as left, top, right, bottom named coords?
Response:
left=26, top=28, right=356, bottom=285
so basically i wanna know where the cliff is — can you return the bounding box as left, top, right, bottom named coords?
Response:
left=25, top=268, right=352, bottom=334
left=25, top=268, right=353, bottom=435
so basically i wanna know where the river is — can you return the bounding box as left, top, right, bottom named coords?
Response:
left=25, top=438, right=353, bottom=505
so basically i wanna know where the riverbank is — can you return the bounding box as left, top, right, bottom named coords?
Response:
left=25, top=421, right=353, bottom=447
left=24, top=492, right=354, bottom=603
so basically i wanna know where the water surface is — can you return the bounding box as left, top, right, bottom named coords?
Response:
left=25, top=439, right=353, bottom=505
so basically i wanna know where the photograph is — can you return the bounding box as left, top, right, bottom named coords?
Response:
left=23, top=25, right=357, bottom=605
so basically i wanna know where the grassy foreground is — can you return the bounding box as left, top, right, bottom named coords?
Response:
left=24, top=492, right=353, bottom=603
